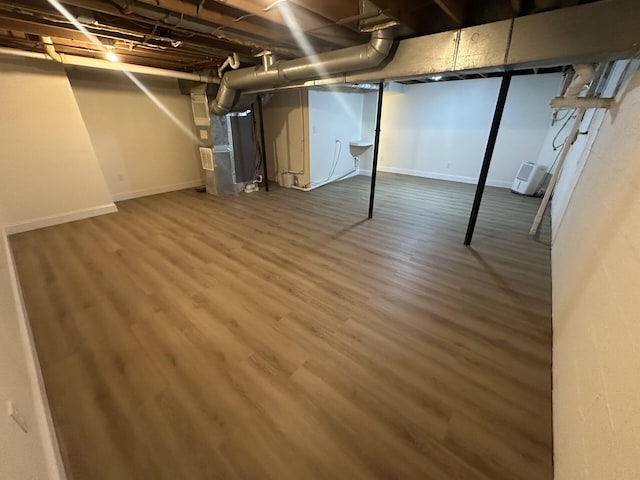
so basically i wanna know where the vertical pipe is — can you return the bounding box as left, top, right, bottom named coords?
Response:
left=256, top=95, right=270, bottom=192
left=529, top=107, right=586, bottom=235
left=368, top=81, right=385, bottom=219
left=464, top=72, right=513, bottom=245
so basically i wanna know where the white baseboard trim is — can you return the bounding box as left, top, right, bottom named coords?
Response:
left=111, top=179, right=203, bottom=202
left=5, top=203, right=118, bottom=235
left=358, top=166, right=512, bottom=188
left=2, top=229, right=67, bottom=480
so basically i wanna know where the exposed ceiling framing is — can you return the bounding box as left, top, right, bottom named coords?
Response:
left=0, top=0, right=605, bottom=75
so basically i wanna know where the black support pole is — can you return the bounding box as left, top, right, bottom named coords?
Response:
left=464, top=72, right=512, bottom=245
left=368, top=81, right=385, bottom=219
left=256, top=95, right=269, bottom=192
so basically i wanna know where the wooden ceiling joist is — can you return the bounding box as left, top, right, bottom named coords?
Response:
left=289, top=0, right=359, bottom=22
left=0, top=0, right=611, bottom=75
left=433, top=0, right=466, bottom=25
left=204, top=0, right=363, bottom=47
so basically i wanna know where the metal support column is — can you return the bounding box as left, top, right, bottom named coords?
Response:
left=256, top=95, right=269, bottom=192
left=464, top=72, right=513, bottom=245
left=368, top=81, right=385, bottom=219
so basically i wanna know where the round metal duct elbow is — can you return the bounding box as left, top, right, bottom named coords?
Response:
left=210, top=75, right=239, bottom=115
left=209, top=28, right=394, bottom=116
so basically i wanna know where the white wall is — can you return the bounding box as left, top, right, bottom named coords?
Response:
left=376, top=73, right=562, bottom=187
left=358, top=90, right=379, bottom=173
left=0, top=57, right=114, bottom=233
left=67, top=68, right=202, bottom=201
left=0, top=55, right=112, bottom=480
left=262, top=89, right=310, bottom=187
left=308, top=89, right=363, bottom=186
left=552, top=67, right=640, bottom=480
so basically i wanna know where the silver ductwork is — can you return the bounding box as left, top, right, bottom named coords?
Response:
left=210, top=28, right=394, bottom=115
left=258, top=0, right=640, bottom=91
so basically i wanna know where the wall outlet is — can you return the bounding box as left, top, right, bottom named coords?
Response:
left=8, top=401, right=28, bottom=433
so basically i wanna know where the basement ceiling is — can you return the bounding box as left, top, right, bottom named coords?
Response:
left=0, top=0, right=603, bottom=73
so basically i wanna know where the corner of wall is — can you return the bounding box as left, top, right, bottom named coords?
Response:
left=1, top=228, right=67, bottom=480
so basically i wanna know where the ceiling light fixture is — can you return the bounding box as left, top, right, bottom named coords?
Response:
left=105, top=47, right=118, bottom=62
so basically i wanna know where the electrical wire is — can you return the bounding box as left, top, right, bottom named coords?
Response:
left=548, top=144, right=564, bottom=172
left=327, top=139, right=342, bottom=180
left=551, top=107, right=572, bottom=125
left=552, top=108, right=577, bottom=150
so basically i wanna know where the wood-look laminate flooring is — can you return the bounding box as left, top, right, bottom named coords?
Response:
left=11, top=173, right=553, bottom=480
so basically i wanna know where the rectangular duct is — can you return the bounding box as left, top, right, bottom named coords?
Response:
left=249, top=0, right=640, bottom=91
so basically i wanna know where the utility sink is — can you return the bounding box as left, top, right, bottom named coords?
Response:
left=349, top=140, right=373, bottom=158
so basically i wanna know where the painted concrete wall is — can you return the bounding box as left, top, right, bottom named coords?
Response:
left=376, top=74, right=562, bottom=187
left=67, top=68, right=202, bottom=201
left=552, top=67, right=640, bottom=480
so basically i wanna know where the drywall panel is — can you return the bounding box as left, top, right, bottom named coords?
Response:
left=377, top=73, right=562, bottom=188
left=552, top=68, right=640, bottom=480
left=262, top=89, right=310, bottom=187
left=67, top=69, right=202, bottom=201
left=0, top=57, right=114, bottom=228
left=308, top=89, right=363, bottom=186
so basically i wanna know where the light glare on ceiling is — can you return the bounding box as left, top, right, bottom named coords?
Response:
left=106, top=51, right=118, bottom=62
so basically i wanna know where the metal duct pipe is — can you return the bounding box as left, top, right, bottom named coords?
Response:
left=564, top=63, right=595, bottom=97
left=210, top=28, right=394, bottom=115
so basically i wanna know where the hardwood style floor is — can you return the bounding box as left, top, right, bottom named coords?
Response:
left=11, top=173, right=553, bottom=480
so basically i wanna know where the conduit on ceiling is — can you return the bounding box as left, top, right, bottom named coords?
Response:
left=0, top=38, right=219, bottom=84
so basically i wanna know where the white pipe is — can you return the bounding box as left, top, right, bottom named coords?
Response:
left=290, top=168, right=358, bottom=192
left=217, top=52, right=240, bottom=78
left=0, top=47, right=48, bottom=60
left=564, top=64, right=595, bottom=97
left=0, top=45, right=219, bottom=83
left=59, top=54, right=220, bottom=83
